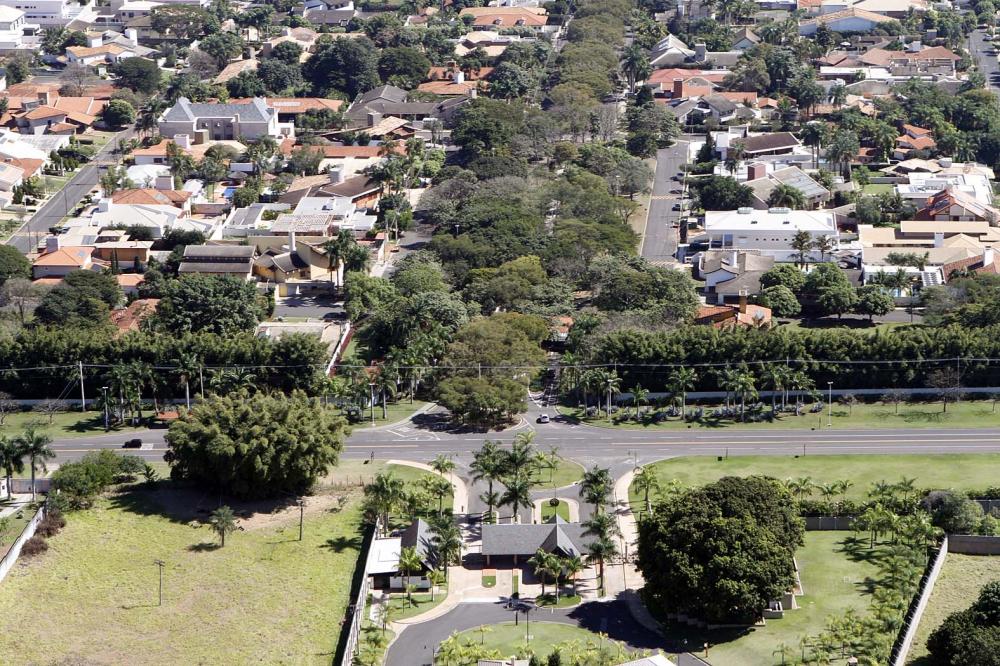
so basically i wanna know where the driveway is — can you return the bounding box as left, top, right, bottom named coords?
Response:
left=384, top=598, right=665, bottom=665
left=970, top=29, right=1000, bottom=99
left=272, top=293, right=343, bottom=319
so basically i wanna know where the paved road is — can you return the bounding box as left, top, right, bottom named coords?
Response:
left=385, top=598, right=666, bottom=666
left=6, top=127, right=134, bottom=254
left=640, top=140, right=688, bottom=263
left=970, top=29, right=1000, bottom=99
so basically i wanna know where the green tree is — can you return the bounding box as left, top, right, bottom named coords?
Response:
left=377, top=47, right=432, bottom=89
left=790, top=230, right=814, bottom=267
left=209, top=505, right=237, bottom=547
left=164, top=391, right=347, bottom=499
left=111, top=58, right=161, bottom=93
left=760, top=264, right=806, bottom=292
left=17, top=428, right=54, bottom=502
left=768, top=184, right=806, bottom=209
left=0, top=245, right=30, bottom=285
left=198, top=32, right=244, bottom=68
left=0, top=435, right=25, bottom=501
left=760, top=285, right=801, bottom=317
left=100, top=98, right=136, bottom=128
left=694, top=176, right=754, bottom=210
left=303, top=37, right=380, bottom=98
left=154, top=274, right=266, bottom=335
left=854, top=285, right=895, bottom=321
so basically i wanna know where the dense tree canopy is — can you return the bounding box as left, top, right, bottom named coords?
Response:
left=152, top=274, right=267, bottom=335
left=165, top=391, right=347, bottom=499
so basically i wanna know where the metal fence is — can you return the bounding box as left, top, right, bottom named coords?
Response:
left=336, top=516, right=379, bottom=666
left=890, top=536, right=949, bottom=666
left=0, top=503, right=46, bottom=585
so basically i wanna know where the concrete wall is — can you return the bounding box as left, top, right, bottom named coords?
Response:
left=804, top=516, right=856, bottom=531
left=948, top=535, right=1000, bottom=555
left=0, top=504, right=45, bottom=585
left=891, top=536, right=949, bottom=666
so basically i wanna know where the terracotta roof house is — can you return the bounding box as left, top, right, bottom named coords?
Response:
left=112, top=188, right=192, bottom=210
left=213, top=58, right=258, bottom=84
left=799, top=8, right=888, bottom=35
left=696, top=301, right=773, bottom=329
left=110, top=298, right=158, bottom=334
left=32, top=244, right=96, bottom=279
left=458, top=6, right=548, bottom=29
left=915, top=187, right=1000, bottom=224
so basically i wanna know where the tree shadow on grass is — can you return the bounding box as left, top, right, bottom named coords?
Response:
left=187, top=541, right=221, bottom=552
left=108, top=484, right=303, bottom=526
left=899, top=410, right=947, bottom=424
left=321, top=533, right=364, bottom=552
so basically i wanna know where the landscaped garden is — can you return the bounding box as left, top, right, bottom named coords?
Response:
left=541, top=499, right=571, bottom=522
left=567, top=399, right=1000, bottom=431
left=387, top=587, right=448, bottom=621
left=907, top=554, right=1000, bottom=664
left=0, top=485, right=366, bottom=663
left=449, top=622, right=636, bottom=663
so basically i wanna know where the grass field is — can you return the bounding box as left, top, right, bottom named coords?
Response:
left=907, top=554, right=1000, bottom=664
left=388, top=588, right=447, bottom=621
left=386, top=463, right=455, bottom=512
left=455, top=621, right=634, bottom=661
left=631, top=454, right=1000, bottom=507
left=662, top=532, right=877, bottom=666
left=0, top=486, right=366, bottom=664
left=567, top=399, right=1000, bottom=431
left=534, top=458, right=585, bottom=489
left=348, top=400, right=430, bottom=429
left=0, top=410, right=149, bottom=438
left=540, top=499, right=571, bottom=522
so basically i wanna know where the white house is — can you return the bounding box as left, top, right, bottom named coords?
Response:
left=158, top=97, right=287, bottom=141
left=0, top=0, right=92, bottom=26
left=799, top=8, right=887, bottom=35
left=701, top=207, right=841, bottom=262
left=0, top=7, right=35, bottom=51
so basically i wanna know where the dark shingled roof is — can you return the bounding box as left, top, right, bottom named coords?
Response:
left=481, top=522, right=593, bottom=557
left=401, top=518, right=438, bottom=568
left=740, top=132, right=801, bottom=154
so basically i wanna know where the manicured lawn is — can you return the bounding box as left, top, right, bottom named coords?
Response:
left=533, top=457, right=585, bottom=489
left=385, top=463, right=454, bottom=512
left=658, top=532, right=878, bottom=666
left=455, top=621, right=634, bottom=661
left=907, top=554, right=1000, bottom=664
left=568, top=399, right=1000, bottom=431
left=632, top=454, right=1000, bottom=507
left=540, top=499, right=571, bottom=522
left=537, top=592, right=582, bottom=608
left=388, top=589, right=447, bottom=621
left=0, top=486, right=366, bottom=663
left=482, top=574, right=496, bottom=587
left=1, top=410, right=149, bottom=438
left=863, top=183, right=893, bottom=195
left=347, top=400, right=430, bottom=429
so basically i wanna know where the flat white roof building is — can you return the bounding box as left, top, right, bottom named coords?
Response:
left=702, top=207, right=841, bottom=261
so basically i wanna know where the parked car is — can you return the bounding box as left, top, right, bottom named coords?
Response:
left=672, top=204, right=682, bottom=211
left=123, top=438, right=142, bottom=449
left=536, top=414, right=550, bottom=424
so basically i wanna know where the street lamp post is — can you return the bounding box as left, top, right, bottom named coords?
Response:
left=298, top=498, right=305, bottom=541
left=827, top=382, right=833, bottom=428
left=369, top=383, right=376, bottom=425
left=101, top=386, right=110, bottom=431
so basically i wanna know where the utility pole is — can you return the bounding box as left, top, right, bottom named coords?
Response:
left=101, top=386, right=109, bottom=431
left=154, top=559, right=165, bottom=606
left=78, top=360, right=86, bottom=412
left=298, top=498, right=305, bottom=541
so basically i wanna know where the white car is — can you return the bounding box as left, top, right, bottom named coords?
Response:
left=537, top=414, right=551, bottom=424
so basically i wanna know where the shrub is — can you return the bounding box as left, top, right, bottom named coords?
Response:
left=35, top=508, right=66, bottom=538
left=20, top=535, right=48, bottom=557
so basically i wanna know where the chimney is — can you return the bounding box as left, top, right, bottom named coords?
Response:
left=673, top=78, right=684, bottom=99
left=125, top=28, right=138, bottom=46
left=87, top=33, right=102, bottom=48
left=38, top=91, right=51, bottom=107
left=934, top=232, right=943, bottom=248
left=747, top=162, right=767, bottom=181
left=329, top=166, right=344, bottom=184
left=288, top=229, right=296, bottom=252
left=154, top=174, right=173, bottom=190
left=45, top=235, right=60, bottom=254
left=469, top=86, right=478, bottom=99
left=695, top=43, right=707, bottom=62
left=985, top=246, right=996, bottom=267
left=730, top=250, right=738, bottom=268
left=453, top=70, right=465, bottom=84
left=174, top=134, right=191, bottom=150
left=739, top=289, right=748, bottom=314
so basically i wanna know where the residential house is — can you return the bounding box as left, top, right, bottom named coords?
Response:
left=227, top=97, right=344, bottom=126
left=213, top=58, right=258, bottom=85
left=66, top=43, right=138, bottom=66
left=32, top=237, right=96, bottom=278
left=697, top=249, right=776, bottom=304
left=915, top=187, right=1000, bottom=224
left=365, top=518, right=439, bottom=591
left=745, top=163, right=830, bottom=209
left=131, top=136, right=246, bottom=166
left=109, top=298, right=158, bottom=334
left=455, top=30, right=522, bottom=58
left=0, top=0, right=91, bottom=26
left=262, top=26, right=319, bottom=58
left=740, top=132, right=802, bottom=157
left=177, top=244, right=257, bottom=280
left=345, top=85, right=468, bottom=129
left=158, top=97, right=287, bottom=142
left=301, top=8, right=355, bottom=27
left=418, top=66, right=489, bottom=96
left=648, top=34, right=694, bottom=68
left=894, top=124, right=936, bottom=159
left=695, top=300, right=773, bottom=329
left=458, top=6, right=550, bottom=32
left=701, top=207, right=841, bottom=262
left=0, top=7, right=36, bottom=52
left=799, top=8, right=888, bottom=35
left=112, top=188, right=192, bottom=213
left=732, top=27, right=761, bottom=50
left=89, top=197, right=185, bottom=238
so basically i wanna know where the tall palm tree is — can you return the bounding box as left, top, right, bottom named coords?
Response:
left=173, top=352, right=200, bottom=410
left=422, top=475, right=453, bottom=515
left=529, top=549, right=555, bottom=598
left=787, top=476, right=814, bottom=499
left=583, top=512, right=620, bottom=541
left=430, top=517, right=462, bottom=580
left=430, top=454, right=455, bottom=478
left=581, top=466, right=612, bottom=514
left=364, top=471, right=405, bottom=532
left=398, top=546, right=423, bottom=604
left=768, top=184, right=806, bottom=209
left=733, top=370, right=757, bottom=420
left=17, top=428, right=53, bottom=502
left=633, top=466, right=662, bottom=514
left=668, top=367, right=697, bottom=418
left=500, top=475, right=532, bottom=524
left=814, top=235, right=836, bottom=262
left=471, top=441, right=504, bottom=521
left=0, top=435, right=26, bottom=501
left=600, top=371, right=621, bottom=418
left=562, top=555, right=585, bottom=597
left=621, top=44, right=651, bottom=92
left=632, top=385, right=649, bottom=418
left=209, top=505, right=237, bottom=547
left=587, top=537, right=619, bottom=595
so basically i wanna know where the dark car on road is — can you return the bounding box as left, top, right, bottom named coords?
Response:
left=122, top=438, right=142, bottom=449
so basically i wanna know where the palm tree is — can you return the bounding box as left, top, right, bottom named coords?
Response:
left=600, top=371, right=621, bottom=418
left=583, top=512, right=620, bottom=542
left=668, top=367, right=697, bottom=418
left=500, top=475, right=532, bottom=524
left=814, top=235, right=836, bottom=262
left=471, top=441, right=504, bottom=521
left=173, top=352, right=200, bottom=410
left=430, top=454, right=455, bottom=478
left=17, top=428, right=54, bottom=502
left=422, top=475, right=453, bottom=515
left=587, top=537, right=619, bottom=595
left=529, top=549, right=556, bottom=598
left=632, top=385, right=649, bottom=418
left=733, top=370, right=757, bottom=420
left=581, top=466, right=612, bottom=514
left=562, top=555, right=585, bottom=597
left=430, top=517, right=462, bottom=580
left=895, top=477, right=917, bottom=505
left=621, top=44, right=651, bottom=93
left=724, top=141, right=746, bottom=176
left=791, top=230, right=815, bottom=267
left=829, top=84, right=847, bottom=109
left=320, top=230, right=354, bottom=287
left=835, top=479, right=854, bottom=503
left=787, top=476, right=814, bottom=499
left=0, top=435, right=26, bottom=501
left=209, top=505, right=237, bottom=547
left=398, top=546, right=423, bottom=604
left=364, top=471, right=405, bottom=531
left=633, top=466, right=662, bottom=515
left=768, top=184, right=806, bottom=209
